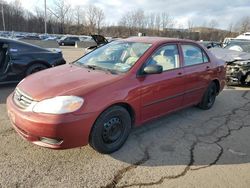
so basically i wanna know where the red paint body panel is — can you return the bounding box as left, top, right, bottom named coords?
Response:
left=139, top=68, right=185, bottom=123
left=6, top=37, right=226, bottom=149
left=7, top=93, right=98, bottom=148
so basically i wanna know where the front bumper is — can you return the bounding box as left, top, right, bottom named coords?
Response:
left=226, top=64, right=250, bottom=85
left=52, top=58, right=66, bottom=67
left=6, top=93, right=98, bottom=149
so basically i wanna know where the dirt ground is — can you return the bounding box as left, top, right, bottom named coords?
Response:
left=0, top=47, right=250, bottom=188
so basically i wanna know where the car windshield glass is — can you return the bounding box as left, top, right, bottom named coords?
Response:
left=74, top=41, right=152, bottom=73
left=225, top=41, right=250, bottom=53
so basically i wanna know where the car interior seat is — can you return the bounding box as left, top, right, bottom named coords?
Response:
left=153, top=50, right=175, bottom=71
left=164, top=49, right=176, bottom=67
left=125, top=48, right=140, bottom=66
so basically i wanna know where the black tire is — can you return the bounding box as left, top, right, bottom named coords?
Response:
left=198, top=82, right=217, bottom=110
left=26, top=63, right=47, bottom=76
left=89, top=106, right=131, bottom=154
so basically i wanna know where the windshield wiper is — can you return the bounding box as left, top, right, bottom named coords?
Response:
left=85, top=65, right=98, bottom=70
left=82, top=64, right=117, bottom=74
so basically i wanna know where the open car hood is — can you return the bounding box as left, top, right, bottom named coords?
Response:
left=91, top=35, right=108, bottom=46
left=210, top=48, right=250, bottom=62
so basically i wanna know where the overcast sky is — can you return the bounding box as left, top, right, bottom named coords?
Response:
left=5, top=0, right=250, bottom=29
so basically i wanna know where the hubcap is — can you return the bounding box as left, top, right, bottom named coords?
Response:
left=102, top=117, right=123, bottom=143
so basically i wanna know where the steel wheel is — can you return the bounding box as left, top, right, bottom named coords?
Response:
left=90, top=106, right=131, bottom=154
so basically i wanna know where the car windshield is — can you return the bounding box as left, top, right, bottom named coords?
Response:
left=74, top=41, right=152, bottom=73
left=225, top=41, right=250, bottom=53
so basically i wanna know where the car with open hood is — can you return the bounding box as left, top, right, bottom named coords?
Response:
left=0, top=38, right=66, bottom=84
left=80, top=34, right=109, bottom=53
left=7, top=37, right=226, bottom=153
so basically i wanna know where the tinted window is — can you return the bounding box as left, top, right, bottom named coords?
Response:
left=71, top=37, right=79, bottom=41
left=148, top=44, right=180, bottom=71
left=181, top=44, right=208, bottom=66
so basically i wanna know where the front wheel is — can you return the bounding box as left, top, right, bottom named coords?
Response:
left=89, top=106, right=131, bottom=154
left=198, top=82, right=217, bottom=110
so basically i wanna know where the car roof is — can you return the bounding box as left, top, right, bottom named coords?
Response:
left=121, top=37, right=196, bottom=45
left=0, top=37, right=50, bottom=52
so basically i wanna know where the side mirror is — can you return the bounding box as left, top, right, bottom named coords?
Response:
left=143, top=65, right=163, bottom=74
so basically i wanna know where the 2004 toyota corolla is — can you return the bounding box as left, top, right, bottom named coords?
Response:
left=7, top=37, right=226, bottom=153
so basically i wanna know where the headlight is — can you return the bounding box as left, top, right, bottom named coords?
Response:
left=33, top=96, right=84, bottom=114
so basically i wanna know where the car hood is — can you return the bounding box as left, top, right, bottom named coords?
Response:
left=210, top=48, right=250, bottom=62
left=17, top=64, right=121, bottom=101
left=91, top=34, right=108, bottom=45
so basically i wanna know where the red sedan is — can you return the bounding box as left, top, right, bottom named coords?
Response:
left=7, top=37, right=226, bottom=153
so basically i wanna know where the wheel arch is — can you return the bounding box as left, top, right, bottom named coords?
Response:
left=212, top=79, right=220, bottom=94
left=88, top=102, right=136, bottom=144
left=27, top=60, right=51, bottom=69
left=99, top=102, right=136, bottom=125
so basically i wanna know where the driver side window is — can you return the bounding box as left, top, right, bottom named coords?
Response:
left=147, top=44, right=180, bottom=71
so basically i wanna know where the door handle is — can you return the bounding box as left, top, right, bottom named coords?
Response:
left=178, top=72, right=182, bottom=76
left=206, top=66, right=210, bottom=70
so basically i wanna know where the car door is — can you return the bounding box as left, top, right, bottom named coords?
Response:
left=71, top=37, right=79, bottom=45
left=180, top=43, right=212, bottom=107
left=64, top=37, right=71, bottom=45
left=139, top=44, right=186, bottom=122
left=0, top=42, right=9, bottom=80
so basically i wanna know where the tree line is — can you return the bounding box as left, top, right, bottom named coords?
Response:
left=1, top=0, right=250, bottom=41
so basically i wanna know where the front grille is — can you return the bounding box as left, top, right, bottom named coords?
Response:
left=13, top=88, right=34, bottom=109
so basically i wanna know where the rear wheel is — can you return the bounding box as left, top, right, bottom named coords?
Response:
left=198, top=82, right=217, bottom=110
left=26, top=63, right=47, bottom=76
left=89, top=106, right=131, bottom=154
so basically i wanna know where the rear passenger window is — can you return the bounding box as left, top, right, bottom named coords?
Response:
left=181, top=44, right=209, bottom=66
left=147, top=44, right=180, bottom=71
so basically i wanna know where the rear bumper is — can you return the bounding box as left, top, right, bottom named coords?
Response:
left=7, top=93, right=98, bottom=149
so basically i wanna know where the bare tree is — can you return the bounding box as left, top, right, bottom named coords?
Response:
left=187, top=19, right=194, bottom=30
left=161, top=12, right=173, bottom=29
left=239, top=16, right=250, bottom=33
left=74, top=5, right=85, bottom=26
left=96, top=8, right=105, bottom=34
left=85, top=5, right=97, bottom=34
left=147, top=13, right=156, bottom=29
left=52, top=0, right=71, bottom=34
left=155, top=13, right=161, bottom=34
left=208, top=19, right=218, bottom=29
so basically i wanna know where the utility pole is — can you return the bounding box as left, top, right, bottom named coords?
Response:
left=44, top=0, right=47, bottom=34
left=1, top=2, right=5, bottom=31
